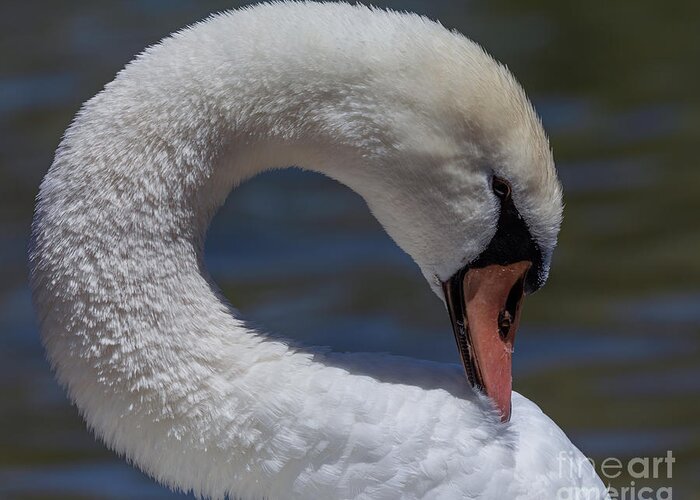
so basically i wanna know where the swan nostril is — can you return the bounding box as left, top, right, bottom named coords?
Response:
left=498, top=310, right=512, bottom=340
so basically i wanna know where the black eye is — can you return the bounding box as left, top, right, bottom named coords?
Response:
left=492, top=177, right=511, bottom=200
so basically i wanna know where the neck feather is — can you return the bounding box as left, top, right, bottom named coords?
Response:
left=29, top=4, right=515, bottom=498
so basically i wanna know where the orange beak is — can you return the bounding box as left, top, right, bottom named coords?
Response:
left=443, top=261, right=531, bottom=422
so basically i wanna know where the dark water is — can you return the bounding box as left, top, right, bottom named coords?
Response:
left=1, top=1, right=699, bottom=498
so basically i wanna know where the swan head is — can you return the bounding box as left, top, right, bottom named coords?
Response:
left=339, top=33, right=563, bottom=421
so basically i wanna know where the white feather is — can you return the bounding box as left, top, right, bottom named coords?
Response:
left=30, top=2, right=607, bottom=499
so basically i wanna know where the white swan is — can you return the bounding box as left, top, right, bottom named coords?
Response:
left=30, top=3, right=609, bottom=499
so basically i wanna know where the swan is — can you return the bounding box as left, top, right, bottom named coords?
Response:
left=30, top=2, right=609, bottom=499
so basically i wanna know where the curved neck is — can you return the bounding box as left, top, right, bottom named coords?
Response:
left=28, top=8, right=414, bottom=498
left=32, top=84, right=364, bottom=499
left=28, top=5, right=518, bottom=498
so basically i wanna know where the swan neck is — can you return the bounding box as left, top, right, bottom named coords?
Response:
left=29, top=13, right=408, bottom=493
left=27, top=4, right=573, bottom=497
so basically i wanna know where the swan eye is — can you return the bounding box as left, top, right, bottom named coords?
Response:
left=492, top=177, right=511, bottom=201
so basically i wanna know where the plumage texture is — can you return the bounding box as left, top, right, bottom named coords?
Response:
left=30, top=2, right=606, bottom=499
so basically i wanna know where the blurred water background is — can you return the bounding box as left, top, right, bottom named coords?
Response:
left=1, top=0, right=699, bottom=498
